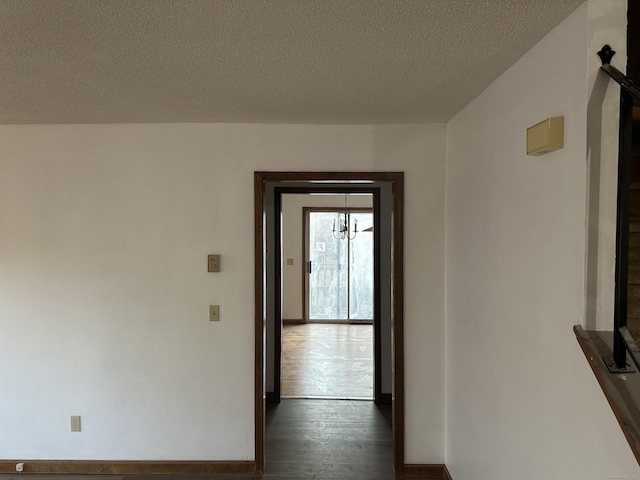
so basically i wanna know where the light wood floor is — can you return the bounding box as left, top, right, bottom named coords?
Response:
left=282, top=323, right=373, bottom=399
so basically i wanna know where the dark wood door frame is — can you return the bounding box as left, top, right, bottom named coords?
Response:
left=254, top=171, right=405, bottom=476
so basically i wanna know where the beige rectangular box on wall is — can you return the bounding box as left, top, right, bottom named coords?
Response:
left=526, top=116, right=564, bottom=156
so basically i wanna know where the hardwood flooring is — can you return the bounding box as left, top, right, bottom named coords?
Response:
left=264, top=399, right=393, bottom=480
left=282, top=324, right=373, bottom=399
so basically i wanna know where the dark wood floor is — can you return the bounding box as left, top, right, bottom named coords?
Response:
left=264, top=399, right=393, bottom=479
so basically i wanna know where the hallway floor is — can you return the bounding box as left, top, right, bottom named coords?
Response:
left=282, top=323, right=373, bottom=399
left=264, top=398, right=394, bottom=480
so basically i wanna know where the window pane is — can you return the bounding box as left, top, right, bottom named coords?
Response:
left=349, top=213, right=373, bottom=320
left=309, top=212, right=348, bottom=320
left=308, top=211, right=374, bottom=322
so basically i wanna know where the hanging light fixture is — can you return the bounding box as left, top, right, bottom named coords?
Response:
left=332, top=195, right=358, bottom=240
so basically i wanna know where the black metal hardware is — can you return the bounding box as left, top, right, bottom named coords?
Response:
left=603, top=355, right=635, bottom=373
left=612, top=87, right=634, bottom=370
left=306, top=260, right=312, bottom=274
left=619, top=326, right=640, bottom=371
left=598, top=44, right=638, bottom=370
left=598, top=45, right=640, bottom=101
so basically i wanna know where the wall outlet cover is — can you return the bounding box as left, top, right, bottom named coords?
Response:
left=70, top=415, right=81, bottom=432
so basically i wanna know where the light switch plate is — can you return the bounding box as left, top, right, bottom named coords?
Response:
left=286, top=258, right=294, bottom=265
left=208, top=255, right=220, bottom=272
left=209, top=305, right=220, bottom=321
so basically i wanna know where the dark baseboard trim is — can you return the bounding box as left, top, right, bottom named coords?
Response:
left=0, top=460, right=451, bottom=478
left=376, top=393, right=392, bottom=405
left=266, top=391, right=280, bottom=403
left=0, top=460, right=256, bottom=475
left=283, top=318, right=305, bottom=324
left=402, top=463, right=449, bottom=479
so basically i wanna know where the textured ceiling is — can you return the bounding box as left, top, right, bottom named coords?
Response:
left=0, top=0, right=584, bottom=125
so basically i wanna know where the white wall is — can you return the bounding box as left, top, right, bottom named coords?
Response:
left=0, top=123, right=446, bottom=462
left=445, top=4, right=640, bottom=480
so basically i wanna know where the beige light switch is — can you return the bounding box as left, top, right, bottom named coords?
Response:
left=70, top=415, right=81, bottom=432
left=208, top=255, right=220, bottom=272
left=209, top=305, right=220, bottom=321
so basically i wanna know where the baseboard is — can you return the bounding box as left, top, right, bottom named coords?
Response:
left=0, top=460, right=257, bottom=475
left=443, top=464, right=453, bottom=480
left=402, top=463, right=451, bottom=479
left=376, top=393, right=392, bottom=405
left=0, top=460, right=450, bottom=478
left=283, top=318, right=305, bottom=324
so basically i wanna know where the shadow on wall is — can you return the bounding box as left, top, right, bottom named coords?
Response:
left=585, top=72, right=613, bottom=330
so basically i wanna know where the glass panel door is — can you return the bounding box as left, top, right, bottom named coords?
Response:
left=307, top=211, right=373, bottom=322
left=348, top=212, right=374, bottom=321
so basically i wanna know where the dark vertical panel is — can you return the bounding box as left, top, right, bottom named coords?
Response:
left=373, top=189, right=382, bottom=404
left=273, top=190, right=283, bottom=401
left=253, top=172, right=265, bottom=473
left=614, top=89, right=634, bottom=368
left=628, top=0, right=640, bottom=83
left=391, top=173, right=405, bottom=477
left=302, top=207, right=309, bottom=323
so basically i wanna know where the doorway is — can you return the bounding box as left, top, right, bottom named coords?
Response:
left=254, top=171, right=405, bottom=475
left=281, top=195, right=375, bottom=401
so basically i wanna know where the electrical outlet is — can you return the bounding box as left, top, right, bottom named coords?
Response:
left=286, top=258, right=294, bottom=265
left=209, top=305, right=220, bottom=321
left=16, top=463, right=24, bottom=473
left=70, top=415, right=81, bottom=432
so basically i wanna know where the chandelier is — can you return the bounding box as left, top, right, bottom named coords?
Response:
left=332, top=195, right=358, bottom=240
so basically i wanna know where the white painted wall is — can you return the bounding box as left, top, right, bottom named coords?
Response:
left=445, top=4, right=640, bottom=480
left=0, top=123, right=445, bottom=462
